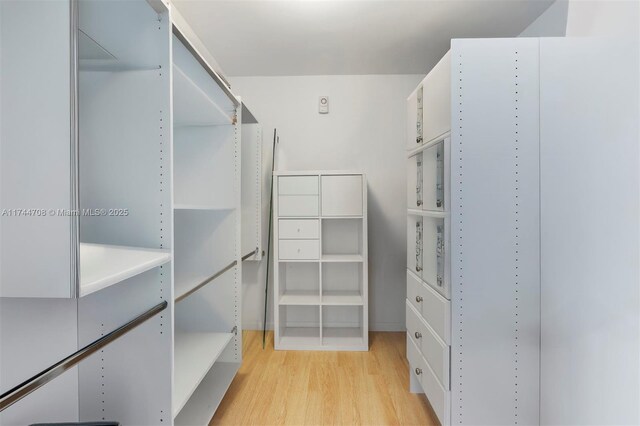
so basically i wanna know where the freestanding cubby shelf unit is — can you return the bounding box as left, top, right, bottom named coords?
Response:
left=405, top=39, right=542, bottom=425
left=273, top=172, right=368, bottom=351
left=0, top=1, right=260, bottom=424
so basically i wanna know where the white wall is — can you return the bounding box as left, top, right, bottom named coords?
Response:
left=520, top=0, right=640, bottom=38
left=235, top=74, right=422, bottom=331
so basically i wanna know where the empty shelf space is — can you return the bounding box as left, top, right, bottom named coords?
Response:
left=279, top=291, right=321, bottom=305
left=79, top=243, right=171, bottom=297
left=173, top=331, right=235, bottom=416
left=321, top=254, right=364, bottom=262
left=174, top=362, right=240, bottom=425
left=173, top=64, right=234, bottom=127
left=174, top=204, right=235, bottom=211
left=322, top=327, right=366, bottom=348
left=322, top=291, right=364, bottom=306
left=279, top=327, right=320, bottom=347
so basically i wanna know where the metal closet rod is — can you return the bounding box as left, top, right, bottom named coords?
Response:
left=171, top=24, right=239, bottom=108
left=241, top=248, right=259, bottom=261
left=0, top=301, right=168, bottom=413
left=175, top=248, right=258, bottom=304
left=175, top=260, right=237, bottom=303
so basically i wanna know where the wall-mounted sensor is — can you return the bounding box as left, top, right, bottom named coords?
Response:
left=319, top=96, right=329, bottom=114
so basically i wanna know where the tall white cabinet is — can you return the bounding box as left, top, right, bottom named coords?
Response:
left=273, top=172, right=368, bottom=351
left=406, top=39, right=541, bottom=425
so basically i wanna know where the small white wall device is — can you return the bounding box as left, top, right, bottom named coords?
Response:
left=319, top=96, right=329, bottom=114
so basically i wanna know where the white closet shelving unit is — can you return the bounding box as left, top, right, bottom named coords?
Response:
left=170, top=25, right=243, bottom=426
left=1, top=0, right=176, bottom=424
left=1, top=1, right=256, bottom=424
left=405, top=39, right=541, bottom=425
left=273, top=172, right=368, bottom=351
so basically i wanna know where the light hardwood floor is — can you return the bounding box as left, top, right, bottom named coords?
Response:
left=210, top=331, right=439, bottom=425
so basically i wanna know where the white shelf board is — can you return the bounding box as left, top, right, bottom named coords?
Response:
left=174, top=362, right=240, bottom=426
left=79, top=243, right=171, bottom=297
left=174, top=204, right=235, bottom=211
left=321, top=216, right=364, bottom=219
left=322, top=291, right=364, bottom=306
left=173, top=64, right=234, bottom=127
left=279, top=327, right=320, bottom=347
left=279, top=291, right=320, bottom=305
left=173, top=331, right=234, bottom=416
left=322, top=327, right=365, bottom=347
left=321, top=254, right=364, bottom=263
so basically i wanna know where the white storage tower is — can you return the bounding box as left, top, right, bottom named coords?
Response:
left=406, top=39, right=541, bottom=425
left=0, top=1, right=260, bottom=424
left=273, top=172, right=368, bottom=351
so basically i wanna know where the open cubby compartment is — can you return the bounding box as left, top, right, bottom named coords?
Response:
left=321, top=262, right=364, bottom=305
left=278, top=262, right=320, bottom=305
left=172, top=34, right=235, bottom=127
left=278, top=305, right=321, bottom=347
left=174, top=266, right=240, bottom=421
left=321, top=218, right=363, bottom=258
left=78, top=265, right=172, bottom=424
left=421, top=214, right=449, bottom=299
left=173, top=125, right=236, bottom=210
left=78, top=0, right=171, bottom=297
left=78, top=0, right=165, bottom=71
left=322, top=305, right=366, bottom=349
left=174, top=208, right=236, bottom=300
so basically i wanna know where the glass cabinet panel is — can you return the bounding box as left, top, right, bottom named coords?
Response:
left=421, top=216, right=448, bottom=298
left=407, top=215, right=423, bottom=276
left=422, top=141, right=446, bottom=211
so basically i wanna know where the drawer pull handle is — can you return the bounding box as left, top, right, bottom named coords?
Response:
left=415, top=367, right=422, bottom=375
left=415, top=266, right=422, bottom=272
left=415, top=296, right=423, bottom=303
left=416, top=200, right=423, bottom=206
left=414, top=331, right=422, bottom=339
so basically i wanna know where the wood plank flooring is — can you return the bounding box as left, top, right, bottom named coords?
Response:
left=210, top=331, right=439, bottom=425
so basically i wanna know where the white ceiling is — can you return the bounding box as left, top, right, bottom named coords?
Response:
left=172, top=0, right=554, bottom=76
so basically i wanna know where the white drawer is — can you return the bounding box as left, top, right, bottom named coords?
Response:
left=278, top=176, right=319, bottom=195
left=407, top=334, right=449, bottom=425
left=406, top=270, right=450, bottom=345
left=278, top=240, right=319, bottom=260
left=406, top=300, right=449, bottom=389
left=279, top=219, right=319, bottom=239
left=278, top=195, right=319, bottom=217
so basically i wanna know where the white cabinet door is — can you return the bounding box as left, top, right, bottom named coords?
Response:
left=407, top=215, right=423, bottom=276
left=422, top=215, right=449, bottom=299
left=321, top=175, right=363, bottom=217
left=407, top=153, right=422, bottom=209
left=422, top=141, right=446, bottom=212
left=422, top=51, right=451, bottom=145
left=0, top=0, right=73, bottom=298
left=407, top=89, right=420, bottom=150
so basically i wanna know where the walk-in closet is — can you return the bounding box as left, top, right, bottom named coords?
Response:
left=1, top=0, right=638, bottom=425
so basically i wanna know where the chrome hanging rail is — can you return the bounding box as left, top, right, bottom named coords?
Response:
left=171, top=24, right=239, bottom=108
left=0, top=301, right=167, bottom=412
left=241, top=248, right=259, bottom=262
left=175, top=260, right=238, bottom=303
